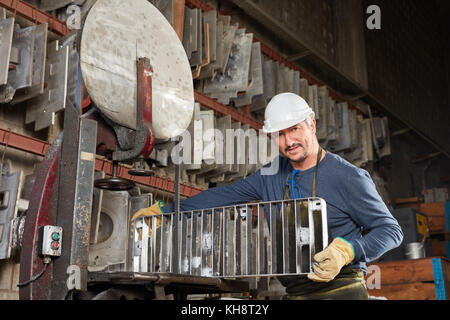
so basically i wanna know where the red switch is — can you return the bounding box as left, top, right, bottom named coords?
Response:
left=51, top=241, right=59, bottom=250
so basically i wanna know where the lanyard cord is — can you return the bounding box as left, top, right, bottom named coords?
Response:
left=290, top=170, right=301, bottom=199
left=312, top=146, right=322, bottom=198
left=289, top=146, right=323, bottom=199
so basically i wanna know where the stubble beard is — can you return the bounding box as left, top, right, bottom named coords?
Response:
left=289, top=149, right=309, bottom=164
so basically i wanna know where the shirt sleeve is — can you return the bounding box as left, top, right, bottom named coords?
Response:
left=342, top=168, right=403, bottom=263
left=162, top=170, right=264, bottom=213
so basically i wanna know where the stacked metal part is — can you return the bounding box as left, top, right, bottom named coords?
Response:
left=0, top=159, right=28, bottom=261
left=0, top=6, right=78, bottom=131
left=179, top=7, right=391, bottom=173
left=150, top=101, right=278, bottom=186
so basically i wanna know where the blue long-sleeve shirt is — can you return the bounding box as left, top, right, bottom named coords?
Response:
left=163, top=151, right=403, bottom=272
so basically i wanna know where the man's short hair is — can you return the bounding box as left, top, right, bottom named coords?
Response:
left=304, top=113, right=314, bottom=127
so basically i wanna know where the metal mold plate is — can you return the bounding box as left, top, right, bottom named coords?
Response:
left=316, top=86, right=329, bottom=141
left=12, top=23, right=48, bottom=103
left=88, top=190, right=130, bottom=272
left=263, top=60, right=276, bottom=101
left=8, top=25, right=35, bottom=90
left=26, top=40, right=69, bottom=131
left=182, top=6, right=196, bottom=59
left=202, top=10, right=217, bottom=62
left=0, top=18, right=14, bottom=85
left=232, top=42, right=264, bottom=107
left=189, top=9, right=202, bottom=67
left=204, top=29, right=253, bottom=95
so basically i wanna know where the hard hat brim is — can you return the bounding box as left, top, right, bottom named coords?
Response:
left=262, top=118, right=304, bottom=134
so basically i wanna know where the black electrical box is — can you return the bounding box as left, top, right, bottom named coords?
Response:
left=379, top=208, right=431, bottom=262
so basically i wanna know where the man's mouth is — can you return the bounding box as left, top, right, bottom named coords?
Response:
left=286, top=144, right=302, bottom=153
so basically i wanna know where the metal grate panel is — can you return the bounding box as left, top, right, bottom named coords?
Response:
left=132, top=197, right=328, bottom=278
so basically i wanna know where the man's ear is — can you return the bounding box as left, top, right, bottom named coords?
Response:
left=311, top=119, right=316, bottom=135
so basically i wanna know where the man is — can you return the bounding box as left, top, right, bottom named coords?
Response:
left=132, top=92, right=403, bottom=299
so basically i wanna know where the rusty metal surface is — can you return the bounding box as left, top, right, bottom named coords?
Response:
left=19, top=134, right=62, bottom=300
left=70, top=117, right=97, bottom=279
left=50, top=101, right=85, bottom=300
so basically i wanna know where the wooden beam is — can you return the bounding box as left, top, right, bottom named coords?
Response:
left=173, top=0, right=186, bottom=42
left=368, top=282, right=436, bottom=300
left=396, top=197, right=421, bottom=205
left=367, top=258, right=435, bottom=286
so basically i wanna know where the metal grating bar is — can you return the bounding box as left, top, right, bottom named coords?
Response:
left=180, top=213, right=188, bottom=273
left=222, top=208, right=227, bottom=276
left=201, top=210, right=210, bottom=276
left=150, top=216, right=157, bottom=272
left=141, top=218, right=149, bottom=272
left=234, top=207, right=241, bottom=276
left=281, top=202, right=289, bottom=273
left=212, top=208, right=221, bottom=276
left=308, top=200, right=316, bottom=272
left=257, top=204, right=265, bottom=275
left=269, top=203, right=277, bottom=274
left=159, top=214, right=170, bottom=272
left=294, top=201, right=301, bottom=273
left=246, top=204, right=252, bottom=275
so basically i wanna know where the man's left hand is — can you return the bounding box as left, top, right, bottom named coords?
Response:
left=308, top=237, right=355, bottom=282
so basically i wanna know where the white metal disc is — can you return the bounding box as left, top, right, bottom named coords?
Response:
left=80, top=0, right=194, bottom=139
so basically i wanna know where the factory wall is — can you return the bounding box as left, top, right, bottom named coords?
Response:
left=363, top=0, right=450, bottom=154
left=216, top=0, right=450, bottom=204
left=381, top=134, right=450, bottom=203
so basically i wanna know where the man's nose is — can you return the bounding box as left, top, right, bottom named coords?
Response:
left=284, top=132, right=297, bottom=146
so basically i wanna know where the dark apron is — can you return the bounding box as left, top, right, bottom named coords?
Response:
left=277, top=147, right=369, bottom=300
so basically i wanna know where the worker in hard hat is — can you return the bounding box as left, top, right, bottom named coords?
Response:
left=132, top=92, right=403, bottom=300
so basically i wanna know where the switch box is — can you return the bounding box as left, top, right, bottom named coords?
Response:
left=38, top=225, right=62, bottom=257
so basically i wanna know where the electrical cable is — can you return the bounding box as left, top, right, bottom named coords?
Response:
left=17, top=261, right=50, bottom=288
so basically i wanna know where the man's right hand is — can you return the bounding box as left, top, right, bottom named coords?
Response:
left=131, top=201, right=165, bottom=237
left=131, top=201, right=165, bottom=221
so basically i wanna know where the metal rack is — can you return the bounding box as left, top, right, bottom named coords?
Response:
left=133, top=197, right=328, bottom=279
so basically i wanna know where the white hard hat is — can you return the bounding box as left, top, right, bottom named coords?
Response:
left=262, top=93, right=315, bottom=133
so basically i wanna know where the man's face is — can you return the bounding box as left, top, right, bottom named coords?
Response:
left=277, top=120, right=316, bottom=163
